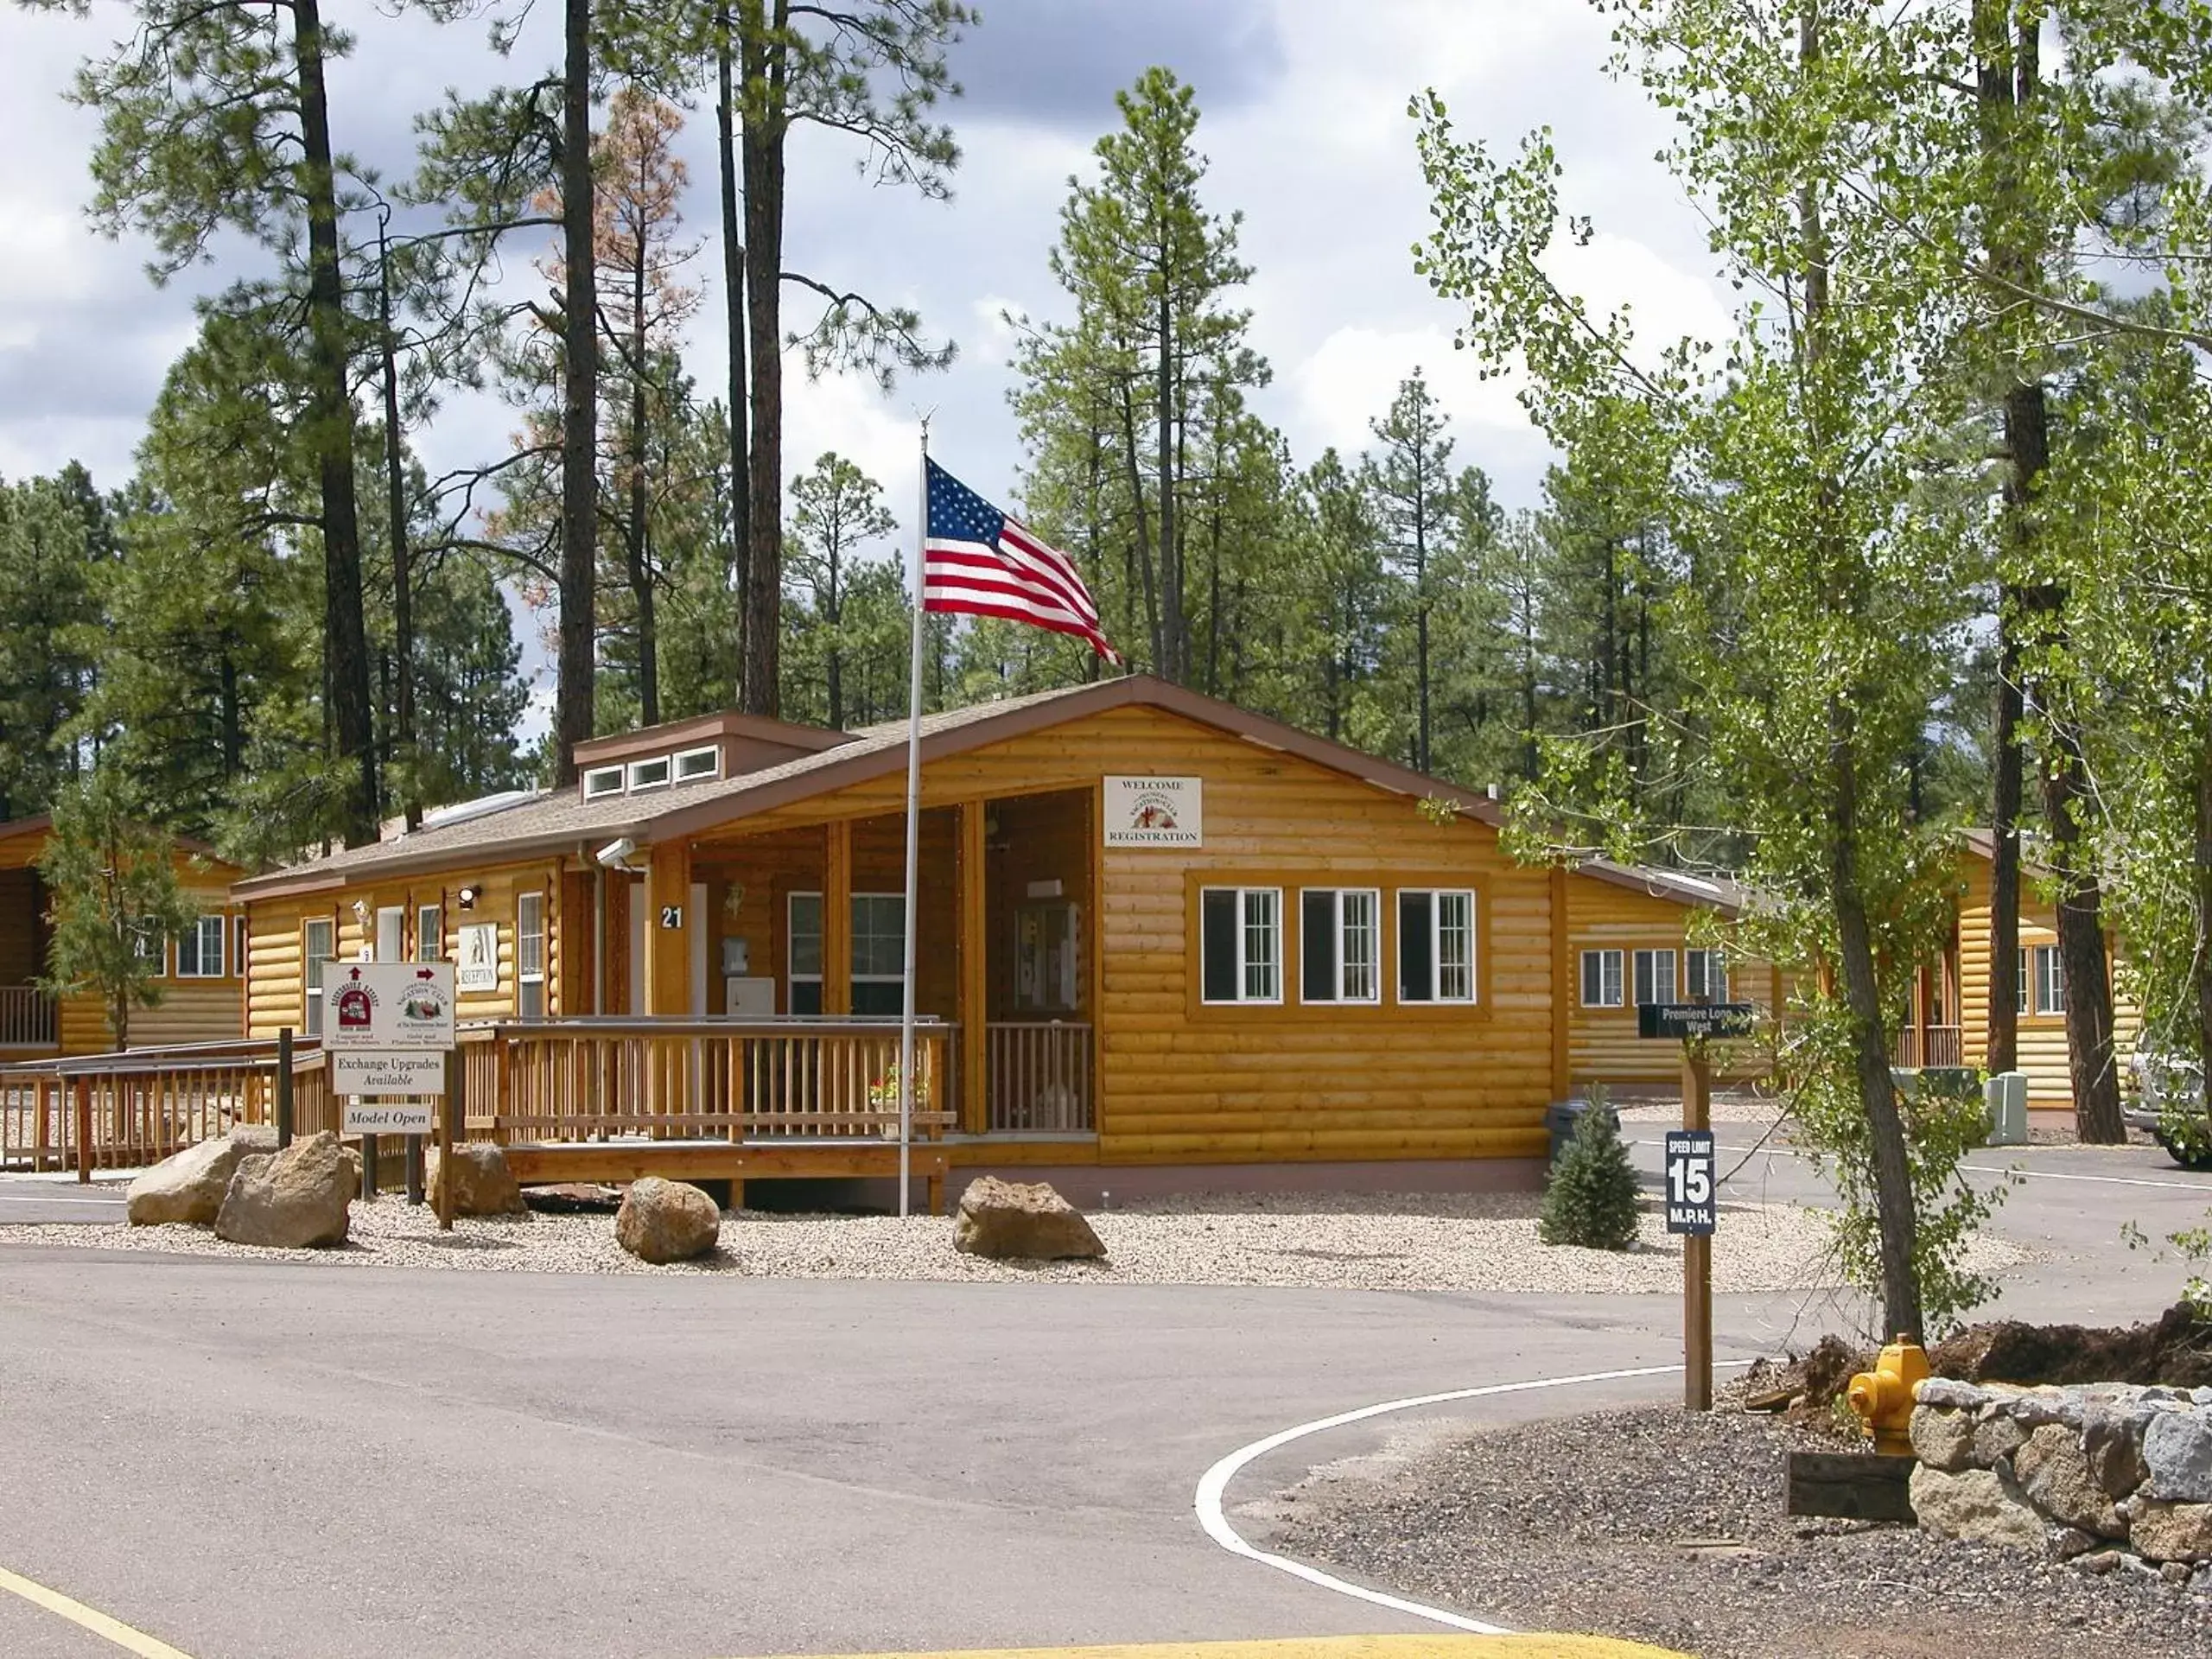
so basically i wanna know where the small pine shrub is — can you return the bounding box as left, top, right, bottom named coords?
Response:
left=1539, top=1090, right=1642, bottom=1251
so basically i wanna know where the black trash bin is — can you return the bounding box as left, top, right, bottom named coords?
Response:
left=1545, top=1096, right=1617, bottom=1167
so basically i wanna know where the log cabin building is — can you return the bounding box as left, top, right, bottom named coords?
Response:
left=236, top=676, right=1774, bottom=1198
left=0, top=815, right=246, bottom=1059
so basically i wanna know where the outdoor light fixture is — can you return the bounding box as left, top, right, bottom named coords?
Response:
left=457, top=885, right=480, bottom=911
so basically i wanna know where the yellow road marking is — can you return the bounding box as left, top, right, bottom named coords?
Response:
left=751, top=1638, right=1690, bottom=1658
left=0, top=1564, right=195, bottom=1659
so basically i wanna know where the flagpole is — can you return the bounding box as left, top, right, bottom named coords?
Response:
left=897, top=424, right=929, bottom=1221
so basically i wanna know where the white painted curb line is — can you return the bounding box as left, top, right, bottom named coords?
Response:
left=1196, top=1361, right=1754, bottom=1634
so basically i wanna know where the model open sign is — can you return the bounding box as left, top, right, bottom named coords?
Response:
left=1637, top=1001, right=1757, bottom=1040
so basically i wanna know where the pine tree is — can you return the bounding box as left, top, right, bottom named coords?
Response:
left=0, top=466, right=108, bottom=818
left=785, top=454, right=897, bottom=731
left=1538, top=1092, right=1641, bottom=1252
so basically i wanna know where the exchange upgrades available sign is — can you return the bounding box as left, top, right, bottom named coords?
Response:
left=1103, top=776, right=1203, bottom=848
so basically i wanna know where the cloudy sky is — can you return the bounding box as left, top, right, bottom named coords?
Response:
left=0, top=1, right=1736, bottom=615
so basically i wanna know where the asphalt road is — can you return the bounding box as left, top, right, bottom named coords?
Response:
left=0, top=1138, right=2207, bottom=1659
left=0, top=1179, right=126, bottom=1226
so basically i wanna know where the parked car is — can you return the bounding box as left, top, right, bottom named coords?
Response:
left=2125, top=1049, right=2212, bottom=1171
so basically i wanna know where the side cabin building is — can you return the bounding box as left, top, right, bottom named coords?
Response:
left=1561, top=861, right=1776, bottom=1095
left=234, top=677, right=1605, bottom=1196
left=0, top=814, right=246, bottom=1058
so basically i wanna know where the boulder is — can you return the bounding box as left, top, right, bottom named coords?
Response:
left=1974, top=1414, right=2030, bottom=1470
left=2145, top=1410, right=2212, bottom=1502
left=213, top=1131, right=356, bottom=1249
left=1910, top=1464, right=2045, bottom=1552
left=425, top=1143, right=524, bottom=1217
left=1915, top=1378, right=1992, bottom=1411
left=613, top=1178, right=721, bottom=1263
left=2132, top=1499, right=2212, bottom=1565
left=2015, top=1422, right=2125, bottom=1537
left=126, top=1127, right=277, bottom=1226
left=2083, top=1402, right=2153, bottom=1500
left=1909, top=1406, right=1976, bottom=1473
left=2046, top=1525, right=2100, bottom=1561
left=951, top=1177, right=1105, bottom=1261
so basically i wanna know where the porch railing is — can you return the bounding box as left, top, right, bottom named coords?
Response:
left=985, top=1021, right=1094, bottom=1134
left=0, top=987, right=56, bottom=1049
left=1891, top=1026, right=1965, bottom=1070
left=0, top=1038, right=334, bottom=1174
left=459, top=1017, right=955, bottom=1145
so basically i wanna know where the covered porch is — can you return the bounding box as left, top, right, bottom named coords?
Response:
left=572, top=784, right=1100, bottom=1141
left=0, top=865, right=57, bottom=1057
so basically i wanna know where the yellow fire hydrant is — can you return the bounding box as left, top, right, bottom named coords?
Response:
left=1846, top=1336, right=1931, bottom=1455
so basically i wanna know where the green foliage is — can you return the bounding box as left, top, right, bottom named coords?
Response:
left=0, top=463, right=109, bottom=819
left=1539, top=1090, right=1642, bottom=1252
left=35, top=770, right=203, bottom=1050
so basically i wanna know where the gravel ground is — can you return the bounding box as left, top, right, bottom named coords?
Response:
left=1262, top=1403, right=2212, bottom=1657
left=0, top=1188, right=2030, bottom=1293
left=1618, top=1095, right=1789, bottom=1126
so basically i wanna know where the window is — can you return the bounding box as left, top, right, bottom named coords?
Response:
left=1200, top=887, right=1282, bottom=1004
left=1300, top=888, right=1381, bottom=1004
left=2024, top=944, right=2065, bottom=1016
left=131, top=921, right=166, bottom=972
left=1634, top=948, right=1678, bottom=1007
left=303, top=918, right=334, bottom=1037
left=415, top=905, right=442, bottom=963
left=674, top=745, right=721, bottom=783
left=582, top=765, right=625, bottom=799
left=516, top=891, right=545, bottom=1020
left=851, top=894, right=906, bottom=1016
left=1685, top=948, right=1730, bottom=1003
left=1397, top=888, right=1477, bottom=1005
left=175, top=915, right=226, bottom=978
left=235, top=916, right=250, bottom=979
left=785, top=892, right=904, bottom=1015
left=1580, top=948, right=1624, bottom=1008
left=626, top=756, right=671, bottom=792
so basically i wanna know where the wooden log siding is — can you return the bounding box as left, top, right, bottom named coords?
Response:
left=1560, top=874, right=1774, bottom=1090
left=1954, top=851, right=2141, bottom=1110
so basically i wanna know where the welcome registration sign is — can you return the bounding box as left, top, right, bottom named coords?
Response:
left=1103, top=776, right=1203, bottom=848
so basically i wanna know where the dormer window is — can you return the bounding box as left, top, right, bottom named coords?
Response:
left=674, top=745, right=721, bottom=783
left=626, top=756, right=672, bottom=792
left=582, top=765, right=625, bottom=800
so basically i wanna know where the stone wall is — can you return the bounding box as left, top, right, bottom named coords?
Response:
left=1909, top=1378, right=2212, bottom=1586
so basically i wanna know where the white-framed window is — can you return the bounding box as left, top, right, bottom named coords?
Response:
left=303, top=918, right=334, bottom=1037
left=235, top=916, right=249, bottom=979
left=674, top=745, right=721, bottom=783
left=1634, top=948, right=1678, bottom=1008
left=175, top=914, right=226, bottom=978
left=1685, top=948, right=1729, bottom=1003
left=851, top=893, right=906, bottom=1016
left=788, top=892, right=823, bottom=1016
left=1300, top=887, right=1381, bottom=1004
left=415, top=904, right=442, bottom=963
left=516, top=890, right=545, bottom=1020
left=582, top=765, right=625, bottom=799
left=131, top=920, right=166, bottom=973
left=1397, top=888, right=1477, bottom=1005
left=1580, top=948, right=1624, bottom=1009
left=626, top=756, right=672, bottom=792
left=1200, top=886, right=1282, bottom=1005
left=2021, top=944, right=2064, bottom=1016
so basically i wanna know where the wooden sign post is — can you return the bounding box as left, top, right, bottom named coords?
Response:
left=1680, top=1040, right=1714, bottom=1413
left=1643, top=1001, right=1746, bottom=1415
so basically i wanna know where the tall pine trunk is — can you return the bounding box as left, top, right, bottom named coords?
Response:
left=377, top=222, right=418, bottom=830
left=738, top=0, right=788, bottom=716
left=293, top=0, right=375, bottom=842
left=554, top=0, right=598, bottom=778
left=2044, top=721, right=2125, bottom=1139
left=1155, top=284, right=1182, bottom=684
left=716, top=7, right=751, bottom=693
left=627, top=233, right=658, bottom=726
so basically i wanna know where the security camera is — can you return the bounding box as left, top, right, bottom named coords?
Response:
left=595, top=837, right=640, bottom=873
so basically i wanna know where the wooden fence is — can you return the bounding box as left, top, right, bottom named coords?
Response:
left=0, top=987, right=56, bottom=1050
left=985, top=1021, right=1094, bottom=1134
left=0, top=1039, right=334, bottom=1175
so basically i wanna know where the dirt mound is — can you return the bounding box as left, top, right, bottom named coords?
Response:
left=1732, top=1304, right=2212, bottom=1428
left=1929, top=1302, right=2212, bottom=1389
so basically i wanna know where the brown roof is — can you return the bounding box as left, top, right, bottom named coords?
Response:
left=233, top=677, right=1510, bottom=899
left=1575, top=858, right=1751, bottom=916
left=0, top=810, right=234, bottom=870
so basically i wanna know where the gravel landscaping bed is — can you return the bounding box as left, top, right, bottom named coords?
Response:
left=1262, top=1402, right=2212, bottom=1657
left=0, top=1188, right=2029, bottom=1292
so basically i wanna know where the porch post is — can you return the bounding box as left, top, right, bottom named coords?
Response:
left=644, top=842, right=692, bottom=1016
left=960, top=799, right=989, bottom=1135
left=823, top=820, right=853, bottom=1016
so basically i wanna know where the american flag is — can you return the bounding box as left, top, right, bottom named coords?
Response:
left=923, top=459, right=1119, bottom=662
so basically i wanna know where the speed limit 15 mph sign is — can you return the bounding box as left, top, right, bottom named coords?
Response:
left=1665, top=1129, right=1717, bottom=1235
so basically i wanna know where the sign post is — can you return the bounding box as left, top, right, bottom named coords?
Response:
left=323, top=963, right=457, bottom=1214
left=1643, top=1001, right=1745, bottom=1414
